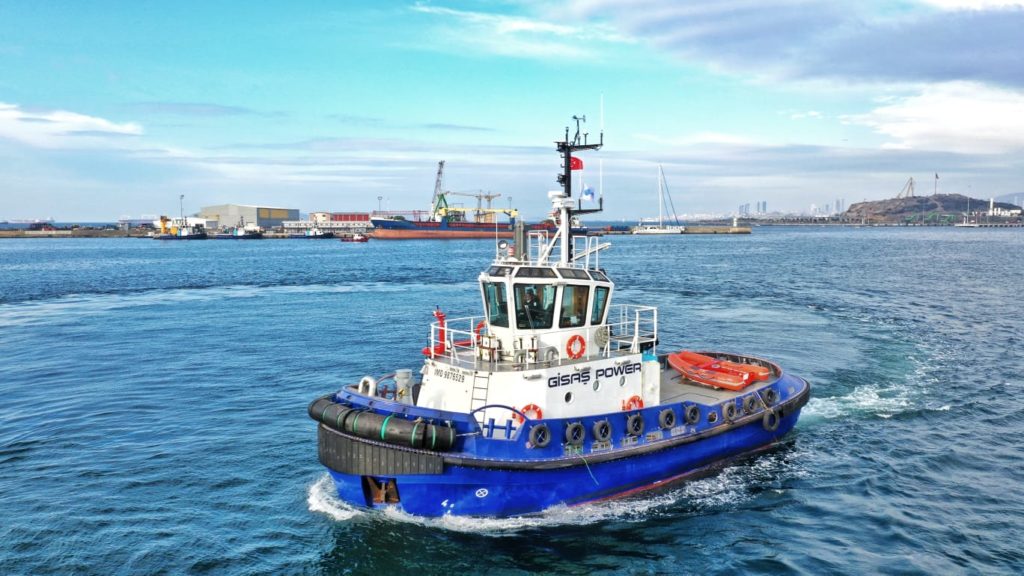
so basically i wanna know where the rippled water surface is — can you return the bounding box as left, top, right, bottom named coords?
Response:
left=1, top=229, right=1022, bottom=575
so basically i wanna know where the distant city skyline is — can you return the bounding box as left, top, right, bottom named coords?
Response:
left=2, top=1, right=1024, bottom=220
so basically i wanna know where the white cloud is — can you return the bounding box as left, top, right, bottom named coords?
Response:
left=844, top=82, right=1024, bottom=153
left=561, top=0, right=1024, bottom=88
left=0, top=102, right=143, bottom=148
left=789, top=110, right=824, bottom=120
left=411, top=2, right=631, bottom=60
left=918, top=0, right=1024, bottom=9
left=633, top=132, right=759, bottom=146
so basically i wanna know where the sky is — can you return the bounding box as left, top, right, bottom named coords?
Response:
left=1, top=0, right=1023, bottom=221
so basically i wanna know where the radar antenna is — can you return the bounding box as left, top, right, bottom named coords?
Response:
left=555, top=114, right=604, bottom=263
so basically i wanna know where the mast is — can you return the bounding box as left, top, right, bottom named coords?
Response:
left=658, top=165, right=664, bottom=226
left=555, top=115, right=603, bottom=264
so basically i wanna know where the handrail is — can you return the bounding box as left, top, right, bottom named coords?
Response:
left=429, top=305, right=658, bottom=368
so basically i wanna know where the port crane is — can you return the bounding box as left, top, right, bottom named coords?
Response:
left=447, top=190, right=503, bottom=222
left=896, top=177, right=916, bottom=199
left=429, top=160, right=512, bottom=223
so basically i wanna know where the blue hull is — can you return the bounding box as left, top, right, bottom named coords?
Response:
left=321, top=387, right=806, bottom=517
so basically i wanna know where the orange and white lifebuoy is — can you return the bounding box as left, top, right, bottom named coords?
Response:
left=622, top=395, right=644, bottom=411
left=514, top=403, right=544, bottom=423
left=566, top=335, right=586, bottom=359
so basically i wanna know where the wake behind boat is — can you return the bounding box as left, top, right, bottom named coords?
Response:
left=308, top=117, right=809, bottom=517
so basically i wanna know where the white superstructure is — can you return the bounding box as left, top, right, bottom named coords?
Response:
left=417, top=192, right=660, bottom=426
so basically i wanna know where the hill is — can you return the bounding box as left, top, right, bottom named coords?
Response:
left=844, top=194, right=1021, bottom=224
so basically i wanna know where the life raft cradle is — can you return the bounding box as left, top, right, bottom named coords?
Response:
left=667, top=350, right=771, bottom=391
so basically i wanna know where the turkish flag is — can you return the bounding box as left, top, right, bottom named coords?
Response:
left=570, top=157, right=583, bottom=171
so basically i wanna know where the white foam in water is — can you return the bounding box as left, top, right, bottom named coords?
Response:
left=386, top=490, right=685, bottom=536
left=305, top=453, right=804, bottom=536
left=0, top=282, right=466, bottom=328
left=804, top=384, right=914, bottom=420
left=307, top=475, right=364, bottom=522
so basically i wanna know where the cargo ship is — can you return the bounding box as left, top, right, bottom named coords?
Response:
left=370, top=161, right=595, bottom=240
left=370, top=161, right=519, bottom=240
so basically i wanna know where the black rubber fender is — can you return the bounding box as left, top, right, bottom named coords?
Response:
left=722, top=401, right=737, bottom=422
left=658, top=408, right=676, bottom=429
left=743, top=395, right=758, bottom=414
left=529, top=423, right=551, bottom=448
left=763, top=410, right=780, bottom=432
left=764, top=387, right=779, bottom=406
left=564, top=422, right=585, bottom=447
left=626, top=413, right=644, bottom=437
left=308, top=396, right=455, bottom=451
left=592, top=419, right=612, bottom=442
left=684, top=404, right=700, bottom=425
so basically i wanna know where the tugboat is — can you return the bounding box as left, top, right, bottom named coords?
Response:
left=308, top=118, right=811, bottom=517
left=152, top=215, right=208, bottom=240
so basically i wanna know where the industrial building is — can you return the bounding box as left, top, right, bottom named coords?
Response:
left=197, top=204, right=299, bottom=230
left=283, top=212, right=371, bottom=234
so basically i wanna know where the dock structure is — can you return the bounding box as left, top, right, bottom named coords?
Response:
left=683, top=226, right=751, bottom=234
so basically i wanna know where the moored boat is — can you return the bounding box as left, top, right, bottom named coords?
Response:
left=339, top=233, right=369, bottom=243
left=214, top=220, right=263, bottom=239
left=289, top=226, right=335, bottom=239
left=308, top=118, right=810, bottom=517
left=632, top=165, right=685, bottom=234
left=370, top=161, right=519, bottom=240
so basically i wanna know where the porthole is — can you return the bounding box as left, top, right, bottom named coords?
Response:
left=707, top=411, right=719, bottom=424
left=564, top=391, right=574, bottom=404
left=593, top=379, right=601, bottom=392
left=619, top=376, right=626, bottom=387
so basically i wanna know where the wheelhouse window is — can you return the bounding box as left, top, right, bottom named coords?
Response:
left=483, top=282, right=509, bottom=328
left=557, top=268, right=590, bottom=280
left=559, top=285, right=590, bottom=328
left=591, top=286, right=610, bottom=325
left=487, top=266, right=511, bottom=277
left=514, top=283, right=556, bottom=329
left=515, top=267, right=558, bottom=278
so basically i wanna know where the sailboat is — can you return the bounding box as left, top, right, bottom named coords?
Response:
left=633, top=165, right=685, bottom=234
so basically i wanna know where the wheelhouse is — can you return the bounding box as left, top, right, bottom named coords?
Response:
left=481, top=264, right=613, bottom=335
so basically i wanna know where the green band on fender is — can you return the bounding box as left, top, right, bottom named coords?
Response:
left=381, top=414, right=393, bottom=441
left=431, top=425, right=437, bottom=450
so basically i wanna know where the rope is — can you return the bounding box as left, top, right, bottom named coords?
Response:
left=579, top=454, right=600, bottom=486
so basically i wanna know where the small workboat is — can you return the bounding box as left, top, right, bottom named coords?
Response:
left=339, top=233, right=368, bottom=243
left=214, top=220, right=264, bottom=239
left=289, top=227, right=335, bottom=239
left=308, top=118, right=810, bottom=517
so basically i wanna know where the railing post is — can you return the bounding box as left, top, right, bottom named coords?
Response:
left=632, top=309, right=640, bottom=353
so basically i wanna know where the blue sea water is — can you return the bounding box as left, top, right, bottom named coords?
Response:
left=1, top=228, right=1022, bottom=575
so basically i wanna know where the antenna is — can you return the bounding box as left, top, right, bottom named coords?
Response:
left=572, top=115, right=586, bottom=145
left=555, top=114, right=605, bottom=263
